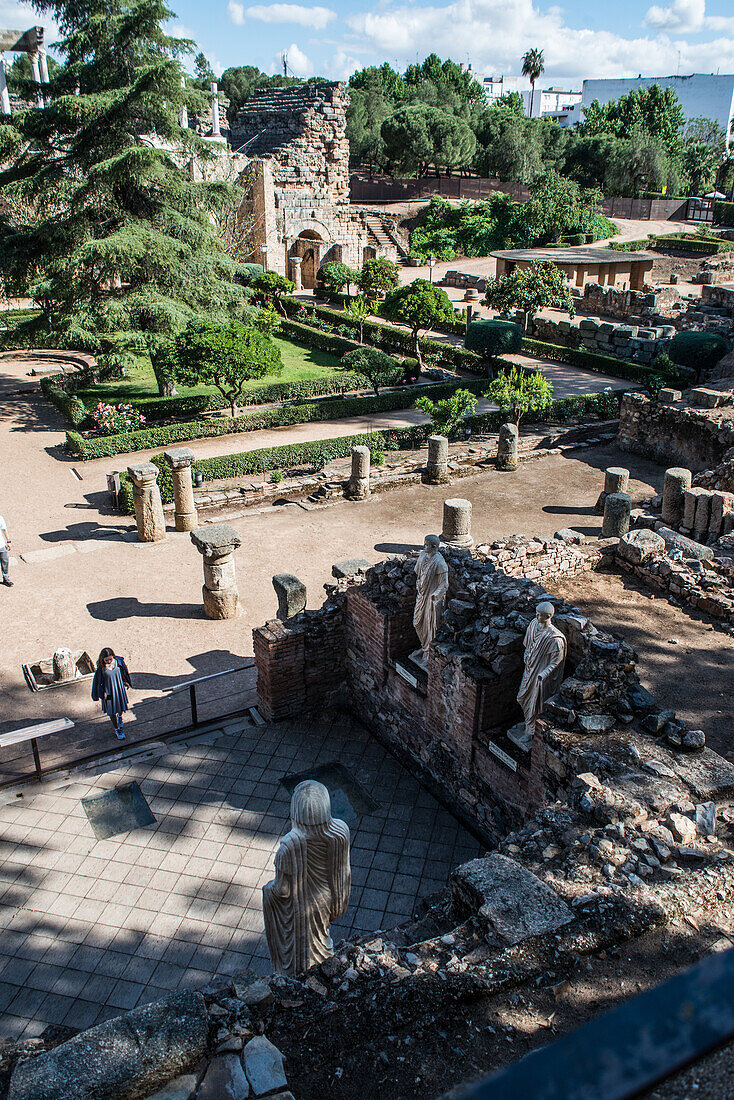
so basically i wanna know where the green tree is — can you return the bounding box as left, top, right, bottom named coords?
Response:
left=494, top=91, right=525, bottom=115
left=358, top=257, right=400, bottom=297
left=525, top=170, right=609, bottom=244
left=521, top=49, right=544, bottom=118
left=381, top=104, right=476, bottom=176
left=343, top=295, right=374, bottom=344
left=164, top=319, right=282, bottom=415
left=465, top=318, right=522, bottom=363
left=381, top=279, right=456, bottom=366
left=193, top=52, right=215, bottom=88
left=667, top=331, right=728, bottom=382
left=682, top=118, right=727, bottom=195
left=317, top=261, right=360, bottom=293
left=486, top=365, right=553, bottom=425
left=251, top=271, right=295, bottom=313
left=582, top=86, right=685, bottom=163
left=474, top=109, right=546, bottom=182
left=0, top=0, right=245, bottom=390
left=414, top=389, right=478, bottom=437
left=484, top=261, right=575, bottom=332
left=337, top=347, right=399, bottom=395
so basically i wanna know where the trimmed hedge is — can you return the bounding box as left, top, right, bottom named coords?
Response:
left=40, top=361, right=124, bottom=427
left=65, top=376, right=490, bottom=460
left=713, top=201, right=734, bottom=228
left=653, top=236, right=731, bottom=255
left=521, top=337, right=685, bottom=386
left=116, top=430, right=387, bottom=513
left=466, top=318, right=522, bottom=359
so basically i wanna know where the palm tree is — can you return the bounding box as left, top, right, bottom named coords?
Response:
left=522, top=48, right=545, bottom=118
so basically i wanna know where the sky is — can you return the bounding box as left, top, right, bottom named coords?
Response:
left=2, top=0, right=734, bottom=87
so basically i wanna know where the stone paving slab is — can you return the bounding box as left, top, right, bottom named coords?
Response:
left=0, top=714, right=483, bottom=1040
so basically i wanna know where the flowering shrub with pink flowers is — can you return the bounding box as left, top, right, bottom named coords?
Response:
left=92, top=402, right=146, bottom=435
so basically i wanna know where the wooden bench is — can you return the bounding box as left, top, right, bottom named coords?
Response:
left=0, top=718, right=75, bottom=779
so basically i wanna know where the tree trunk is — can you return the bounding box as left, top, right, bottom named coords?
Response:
left=414, top=331, right=423, bottom=369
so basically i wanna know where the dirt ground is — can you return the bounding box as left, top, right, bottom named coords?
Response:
left=553, top=571, right=734, bottom=760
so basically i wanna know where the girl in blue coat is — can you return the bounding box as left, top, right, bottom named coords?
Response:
left=91, top=648, right=131, bottom=740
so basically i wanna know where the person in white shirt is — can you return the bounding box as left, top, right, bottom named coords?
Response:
left=0, top=515, right=13, bottom=587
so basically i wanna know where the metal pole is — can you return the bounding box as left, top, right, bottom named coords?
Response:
left=31, top=738, right=42, bottom=779
left=189, top=683, right=199, bottom=727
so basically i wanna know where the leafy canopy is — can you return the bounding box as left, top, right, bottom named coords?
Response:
left=414, top=389, right=478, bottom=437
left=317, top=261, right=360, bottom=291
left=358, top=257, right=400, bottom=297
left=337, top=347, right=399, bottom=395
left=380, top=104, right=476, bottom=176
left=484, top=261, right=575, bottom=328
left=486, top=365, right=554, bottom=425
left=0, top=0, right=246, bottom=368
left=465, top=318, right=522, bottom=361
left=163, top=319, right=282, bottom=414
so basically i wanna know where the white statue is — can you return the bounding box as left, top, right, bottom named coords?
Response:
left=517, top=601, right=567, bottom=740
left=411, top=534, right=449, bottom=667
left=263, top=780, right=350, bottom=977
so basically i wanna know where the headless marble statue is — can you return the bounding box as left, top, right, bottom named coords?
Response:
left=263, top=780, right=350, bottom=977
left=516, top=601, right=567, bottom=743
left=411, top=534, right=449, bottom=668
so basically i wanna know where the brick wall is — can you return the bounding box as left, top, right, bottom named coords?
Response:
left=618, top=392, right=734, bottom=471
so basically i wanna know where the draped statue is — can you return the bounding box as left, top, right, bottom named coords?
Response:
left=412, top=534, right=449, bottom=667
left=517, top=601, right=567, bottom=739
left=263, top=780, right=350, bottom=977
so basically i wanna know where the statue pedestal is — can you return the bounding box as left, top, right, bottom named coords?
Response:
left=507, top=722, right=532, bottom=754
left=408, top=647, right=427, bottom=672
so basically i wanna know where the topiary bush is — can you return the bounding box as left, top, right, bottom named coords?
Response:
left=668, top=331, right=729, bottom=382
left=317, top=261, right=360, bottom=292
left=465, top=318, right=522, bottom=361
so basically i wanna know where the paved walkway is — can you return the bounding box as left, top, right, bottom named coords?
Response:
left=0, top=713, right=482, bottom=1039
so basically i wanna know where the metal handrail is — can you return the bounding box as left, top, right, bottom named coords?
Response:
left=166, top=662, right=254, bottom=727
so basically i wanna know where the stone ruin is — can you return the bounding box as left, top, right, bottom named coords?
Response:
left=220, top=81, right=406, bottom=289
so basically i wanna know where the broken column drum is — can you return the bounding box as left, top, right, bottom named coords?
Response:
left=442, top=498, right=473, bottom=547
left=496, top=423, right=519, bottom=472
left=662, top=467, right=692, bottom=528
left=595, top=466, right=629, bottom=515
left=52, top=648, right=75, bottom=682
left=425, top=435, right=449, bottom=484
left=347, top=445, right=370, bottom=500
left=602, top=492, right=631, bottom=538
left=681, top=487, right=708, bottom=536
left=693, top=491, right=713, bottom=542
left=127, top=462, right=167, bottom=543
left=190, top=524, right=242, bottom=620
left=164, top=447, right=198, bottom=532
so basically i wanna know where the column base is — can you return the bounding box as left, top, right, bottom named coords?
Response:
left=175, top=512, right=198, bottom=532
left=203, top=586, right=239, bottom=620
left=423, top=466, right=450, bottom=484
left=441, top=535, right=474, bottom=548
left=496, top=456, right=518, bottom=472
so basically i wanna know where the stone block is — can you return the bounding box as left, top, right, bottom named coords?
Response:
left=496, top=423, right=519, bottom=472
left=659, top=388, right=681, bottom=405
left=7, top=992, right=209, bottom=1100
left=243, top=1037, right=287, bottom=1096
left=617, top=529, right=666, bottom=565
left=690, top=387, right=726, bottom=408
left=602, top=492, right=631, bottom=538
left=656, top=526, right=714, bottom=560
left=662, top=468, right=692, bottom=527
left=332, top=558, right=371, bottom=578
left=198, top=1054, right=250, bottom=1099
left=273, top=573, right=307, bottom=619
left=451, top=854, right=573, bottom=946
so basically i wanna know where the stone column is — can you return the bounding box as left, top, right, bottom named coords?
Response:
left=164, top=447, right=198, bottom=532
left=662, top=467, right=692, bottom=528
left=127, top=462, right=167, bottom=543
left=29, top=51, right=43, bottom=106
left=602, top=492, right=631, bottom=538
left=347, top=446, right=370, bottom=500
left=38, top=50, right=50, bottom=85
left=290, top=256, right=303, bottom=292
left=273, top=573, right=307, bottom=620
left=710, top=491, right=734, bottom=541
left=0, top=57, right=10, bottom=116
left=210, top=81, right=220, bottom=137
left=424, top=435, right=449, bottom=484
left=496, top=423, right=519, bottom=471
left=595, top=466, right=630, bottom=514
left=693, top=490, right=713, bottom=543
left=442, top=498, right=473, bottom=547
left=191, top=525, right=242, bottom=620
left=681, top=487, right=707, bottom=537
left=180, top=74, right=188, bottom=129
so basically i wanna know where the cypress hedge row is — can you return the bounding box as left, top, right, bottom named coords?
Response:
left=65, top=376, right=490, bottom=460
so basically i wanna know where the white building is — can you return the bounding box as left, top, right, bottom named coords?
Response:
left=479, top=74, right=518, bottom=106
left=523, top=86, right=582, bottom=123
left=581, top=74, right=734, bottom=145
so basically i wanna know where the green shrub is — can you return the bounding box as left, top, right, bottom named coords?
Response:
left=269, top=469, right=284, bottom=483
left=521, top=337, right=685, bottom=385
left=317, top=261, right=360, bottom=292
left=465, top=318, right=522, bottom=360
left=668, top=330, right=729, bottom=381
left=569, top=233, right=585, bottom=245
left=713, top=200, right=734, bottom=227
left=652, top=236, right=731, bottom=255
left=41, top=381, right=91, bottom=426
left=370, top=449, right=385, bottom=466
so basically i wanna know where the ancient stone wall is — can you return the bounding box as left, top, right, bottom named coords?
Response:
left=618, top=392, right=734, bottom=471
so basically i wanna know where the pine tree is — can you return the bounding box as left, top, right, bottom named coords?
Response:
left=0, top=0, right=246, bottom=385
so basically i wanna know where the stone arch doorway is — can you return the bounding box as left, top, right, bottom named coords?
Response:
left=363, top=245, right=377, bottom=264
left=290, top=230, right=326, bottom=290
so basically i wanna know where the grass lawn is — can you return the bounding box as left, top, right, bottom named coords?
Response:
left=75, top=337, right=342, bottom=408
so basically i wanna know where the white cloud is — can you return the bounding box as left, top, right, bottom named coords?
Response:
left=706, top=15, right=734, bottom=32
left=228, top=0, right=246, bottom=24
left=246, top=4, right=336, bottom=28
left=344, top=0, right=734, bottom=82
left=645, top=0, right=705, bottom=32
